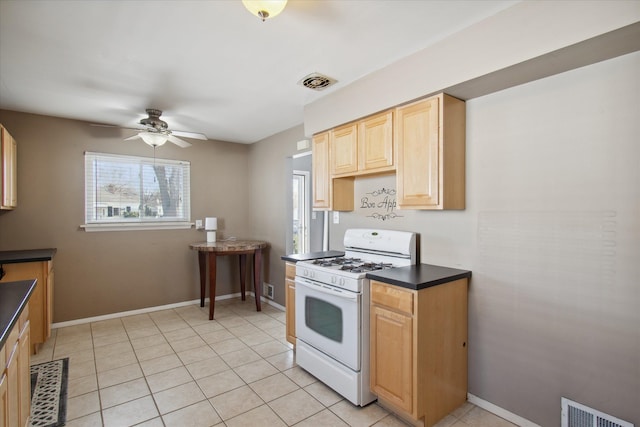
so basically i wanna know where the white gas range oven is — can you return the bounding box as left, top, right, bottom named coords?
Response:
left=295, top=228, right=417, bottom=406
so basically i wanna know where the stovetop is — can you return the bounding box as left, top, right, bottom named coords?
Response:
left=296, top=255, right=403, bottom=293
left=309, top=257, right=395, bottom=273
left=295, top=229, right=417, bottom=292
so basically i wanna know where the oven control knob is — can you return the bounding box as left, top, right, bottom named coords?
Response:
left=339, top=278, right=345, bottom=286
left=331, top=276, right=336, bottom=284
left=303, top=269, right=308, bottom=277
left=310, top=271, right=315, bottom=278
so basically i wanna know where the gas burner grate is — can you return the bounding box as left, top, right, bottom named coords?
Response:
left=339, top=262, right=395, bottom=273
left=312, top=258, right=340, bottom=266
left=307, top=256, right=398, bottom=274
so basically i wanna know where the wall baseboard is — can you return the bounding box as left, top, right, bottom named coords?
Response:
left=52, top=290, right=284, bottom=329
left=467, top=394, right=540, bottom=427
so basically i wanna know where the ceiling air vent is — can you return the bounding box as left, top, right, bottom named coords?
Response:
left=298, top=73, right=337, bottom=91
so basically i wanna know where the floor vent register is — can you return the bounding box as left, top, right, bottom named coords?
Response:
left=561, top=397, right=633, bottom=427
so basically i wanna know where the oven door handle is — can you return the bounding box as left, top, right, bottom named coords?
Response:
left=295, top=279, right=359, bottom=301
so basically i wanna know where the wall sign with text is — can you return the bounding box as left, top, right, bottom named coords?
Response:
left=360, top=188, right=403, bottom=221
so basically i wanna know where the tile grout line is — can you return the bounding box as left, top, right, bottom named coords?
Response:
left=42, top=299, right=490, bottom=427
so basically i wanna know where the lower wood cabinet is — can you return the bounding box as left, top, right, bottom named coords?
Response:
left=1, top=307, right=30, bottom=427
left=0, top=368, right=7, bottom=427
left=370, top=279, right=468, bottom=427
left=17, top=320, right=30, bottom=427
left=285, top=262, right=296, bottom=346
left=1, top=260, right=54, bottom=353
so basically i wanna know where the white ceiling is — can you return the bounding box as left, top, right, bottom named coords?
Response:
left=0, top=0, right=517, bottom=144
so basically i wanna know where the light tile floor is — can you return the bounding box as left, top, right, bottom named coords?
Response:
left=31, top=298, right=517, bottom=427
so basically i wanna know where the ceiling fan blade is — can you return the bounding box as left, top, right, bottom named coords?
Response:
left=171, top=130, right=208, bottom=140
left=90, top=111, right=206, bottom=143
left=90, top=123, right=118, bottom=128
left=167, top=134, right=192, bottom=148
left=91, top=123, right=143, bottom=131
left=123, top=133, right=142, bottom=141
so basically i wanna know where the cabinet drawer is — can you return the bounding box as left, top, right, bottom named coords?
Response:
left=371, top=281, right=414, bottom=315
left=285, top=262, right=296, bottom=279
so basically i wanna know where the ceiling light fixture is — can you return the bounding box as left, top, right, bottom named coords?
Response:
left=242, top=0, right=287, bottom=22
left=139, top=132, right=168, bottom=148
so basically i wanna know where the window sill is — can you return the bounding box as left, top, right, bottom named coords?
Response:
left=80, top=222, right=194, bottom=232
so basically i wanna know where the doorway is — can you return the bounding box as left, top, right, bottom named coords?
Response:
left=285, top=152, right=324, bottom=255
left=292, top=170, right=310, bottom=254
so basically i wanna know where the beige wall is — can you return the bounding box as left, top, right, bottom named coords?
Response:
left=247, top=125, right=307, bottom=307
left=318, top=51, right=640, bottom=427
left=296, top=3, right=639, bottom=423
left=0, top=110, right=251, bottom=321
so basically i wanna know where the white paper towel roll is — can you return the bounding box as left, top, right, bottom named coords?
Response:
left=205, top=217, right=217, bottom=230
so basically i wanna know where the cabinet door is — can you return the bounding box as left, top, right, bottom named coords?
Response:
left=370, top=305, right=413, bottom=413
left=312, top=132, right=331, bottom=210
left=285, top=278, right=296, bottom=346
left=5, top=344, right=18, bottom=427
left=17, top=323, right=30, bottom=427
left=285, top=263, right=296, bottom=346
left=46, top=265, right=54, bottom=339
left=331, top=123, right=358, bottom=176
left=359, top=111, right=394, bottom=173
left=395, top=96, right=440, bottom=208
left=0, top=371, right=7, bottom=427
left=1, top=125, right=17, bottom=210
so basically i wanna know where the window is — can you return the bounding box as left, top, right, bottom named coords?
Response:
left=84, top=152, right=191, bottom=231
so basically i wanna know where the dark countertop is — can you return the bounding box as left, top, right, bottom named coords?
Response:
left=0, top=248, right=57, bottom=264
left=0, top=279, right=37, bottom=349
left=367, top=263, right=471, bottom=290
left=281, top=250, right=344, bottom=263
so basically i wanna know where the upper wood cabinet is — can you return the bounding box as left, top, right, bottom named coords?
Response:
left=313, top=131, right=354, bottom=212
left=331, top=111, right=394, bottom=177
left=312, top=132, right=331, bottom=210
left=358, top=110, right=394, bottom=174
left=311, top=92, right=464, bottom=211
left=331, top=123, right=358, bottom=176
left=395, top=94, right=465, bottom=210
left=1, top=124, right=17, bottom=210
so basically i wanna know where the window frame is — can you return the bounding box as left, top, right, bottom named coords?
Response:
left=83, top=151, right=192, bottom=232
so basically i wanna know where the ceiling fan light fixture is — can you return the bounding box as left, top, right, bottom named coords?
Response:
left=139, top=132, right=168, bottom=148
left=242, top=0, right=287, bottom=21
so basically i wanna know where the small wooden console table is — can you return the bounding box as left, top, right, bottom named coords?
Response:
left=190, top=240, right=268, bottom=320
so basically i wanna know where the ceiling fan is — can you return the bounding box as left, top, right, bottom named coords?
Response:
left=95, top=109, right=207, bottom=148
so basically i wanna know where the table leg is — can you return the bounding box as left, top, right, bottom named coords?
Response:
left=208, top=253, right=217, bottom=320
left=239, top=254, right=247, bottom=301
left=198, top=252, right=206, bottom=308
left=253, top=248, right=262, bottom=311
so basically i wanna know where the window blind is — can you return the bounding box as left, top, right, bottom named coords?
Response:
left=84, top=152, right=191, bottom=227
